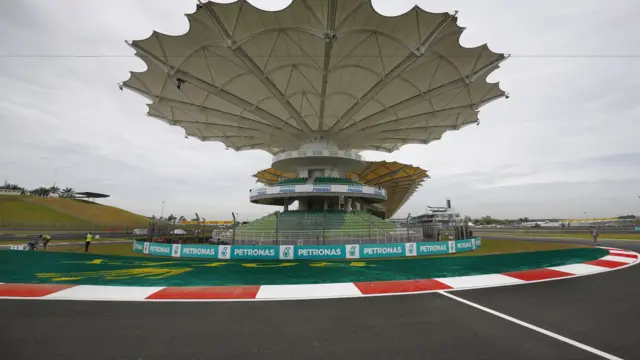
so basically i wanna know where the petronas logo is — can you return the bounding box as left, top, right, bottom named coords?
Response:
left=348, top=246, right=356, bottom=257
left=409, top=244, right=415, bottom=254
left=221, top=247, right=228, bottom=257
left=283, top=247, right=291, bottom=258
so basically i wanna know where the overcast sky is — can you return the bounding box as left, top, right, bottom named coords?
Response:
left=1, top=0, right=639, bottom=221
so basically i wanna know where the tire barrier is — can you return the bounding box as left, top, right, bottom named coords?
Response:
left=132, top=238, right=482, bottom=260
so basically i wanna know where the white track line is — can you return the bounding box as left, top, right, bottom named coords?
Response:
left=436, top=274, right=523, bottom=289
left=600, top=255, right=636, bottom=264
left=548, top=263, right=606, bottom=275
left=45, top=285, right=164, bottom=301
left=439, top=291, right=624, bottom=360
left=256, top=283, right=361, bottom=300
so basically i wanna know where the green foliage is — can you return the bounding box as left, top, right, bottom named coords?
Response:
left=1, top=181, right=24, bottom=191
left=59, top=187, right=76, bottom=199
left=30, top=187, right=52, bottom=197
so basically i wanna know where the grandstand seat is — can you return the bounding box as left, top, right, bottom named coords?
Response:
left=313, top=177, right=359, bottom=185
left=275, top=177, right=308, bottom=185
left=235, top=210, right=396, bottom=238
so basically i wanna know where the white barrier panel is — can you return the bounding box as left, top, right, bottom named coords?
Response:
left=250, top=184, right=386, bottom=197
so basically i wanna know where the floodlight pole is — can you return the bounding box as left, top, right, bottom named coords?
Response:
left=231, top=212, right=237, bottom=244
left=406, top=213, right=411, bottom=242
left=161, top=201, right=165, bottom=219
left=322, top=211, right=326, bottom=245
left=275, top=212, right=279, bottom=245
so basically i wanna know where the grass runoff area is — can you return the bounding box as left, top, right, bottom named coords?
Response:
left=0, top=196, right=147, bottom=228
left=0, top=241, right=605, bottom=286
left=477, top=231, right=640, bottom=240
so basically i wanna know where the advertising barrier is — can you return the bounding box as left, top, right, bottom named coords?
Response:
left=295, top=245, right=344, bottom=259
left=146, top=243, right=172, bottom=256
left=132, top=238, right=482, bottom=260
left=230, top=245, right=280, bottom=260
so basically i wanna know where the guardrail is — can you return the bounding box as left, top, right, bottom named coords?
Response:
left=131, top=237, right=482, bottom=260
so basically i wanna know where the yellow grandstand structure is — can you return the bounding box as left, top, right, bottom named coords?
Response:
left=254, top=161, right=428, bottom=219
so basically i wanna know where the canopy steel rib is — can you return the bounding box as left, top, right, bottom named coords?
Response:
left=336, top=55, right=506, bottom=139
left=199, top=1, right=314, bottom=134
left=125, top=89, right=294, bottom=139
left=126, top=41, right=305, bottom=138
left=327, top=12, right=458, bottom=133
left=318, top=0, right=338, bottom=131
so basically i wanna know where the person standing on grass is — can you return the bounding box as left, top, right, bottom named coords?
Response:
left=591, top=226, right=599, bottom=246
left=85, top=232, right=93, bottom=252
left=39, top=234, right=51, bottom=250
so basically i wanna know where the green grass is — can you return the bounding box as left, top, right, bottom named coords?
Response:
left=477, top=231, right=640, bottom=240
left=0, top=196, right=148, bottom=228
left=46, top=241, right=137, bottom=256
left=0, top=197, right=89, bottom=225
left=43, top=238, right=583, bottom=258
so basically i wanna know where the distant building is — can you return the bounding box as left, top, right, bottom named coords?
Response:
left=0, top=189, right=21, bottom=196
left=410, top=199, right=462, bottom=228
left=412, top=210, right=462, bottom=228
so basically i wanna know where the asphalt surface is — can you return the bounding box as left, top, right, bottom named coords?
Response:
left=1, top=238, right=638, bottom=360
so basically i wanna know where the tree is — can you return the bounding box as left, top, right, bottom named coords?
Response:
left=30, top=187, right=51, bottom=197
left=1, top=181, right=23, bottom=191
left=59, top=187, right=76, bottom=199
left=178, top=216, right=187, bottom=222
left=167, top=214, right=177, bottom=222
left=49, top=185, right=60, bottom=195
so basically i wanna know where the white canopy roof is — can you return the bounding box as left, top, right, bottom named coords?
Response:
left=123, top=0, right=507, bottom=154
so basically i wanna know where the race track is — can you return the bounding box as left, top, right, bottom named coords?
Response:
left=1, top=238, right=638, bottom=360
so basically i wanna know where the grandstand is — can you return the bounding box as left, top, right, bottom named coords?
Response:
left=237, top=210, right=400, bottom=238
left=122, top=0, right=506, bottom=243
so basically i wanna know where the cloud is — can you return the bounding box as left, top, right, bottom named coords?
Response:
left=1, top=0, right=639, bottom=221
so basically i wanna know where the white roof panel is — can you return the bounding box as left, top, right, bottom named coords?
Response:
left=122, top=0, right=507, bottom=154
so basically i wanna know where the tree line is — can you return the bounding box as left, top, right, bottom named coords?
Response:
left=152, top=214, right=203, bottom=223
left=1, top=181, right=76, bottom=198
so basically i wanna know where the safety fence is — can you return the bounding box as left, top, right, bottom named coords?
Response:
left=132, top=237, right=482, bottom=260
left=225, top=228, right=423, bottom=245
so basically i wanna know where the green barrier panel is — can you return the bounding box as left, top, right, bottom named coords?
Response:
left=179, top=244, right=217, bottom=258
left=230, top=245, right=280, bottom=260
left=635, top=227, right=640, bottom=231
left=146, top=243, right=172, bottom=256
left=417, top=242, right=449, bottom=256
left=358, top=243, right=406, bottom=258
left=130, top=238, right=483, bottom=260
left=295, top=245, right=344, bottom=259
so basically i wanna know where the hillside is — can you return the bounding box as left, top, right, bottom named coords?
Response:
left=0, top=196, right=148, bottom=228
